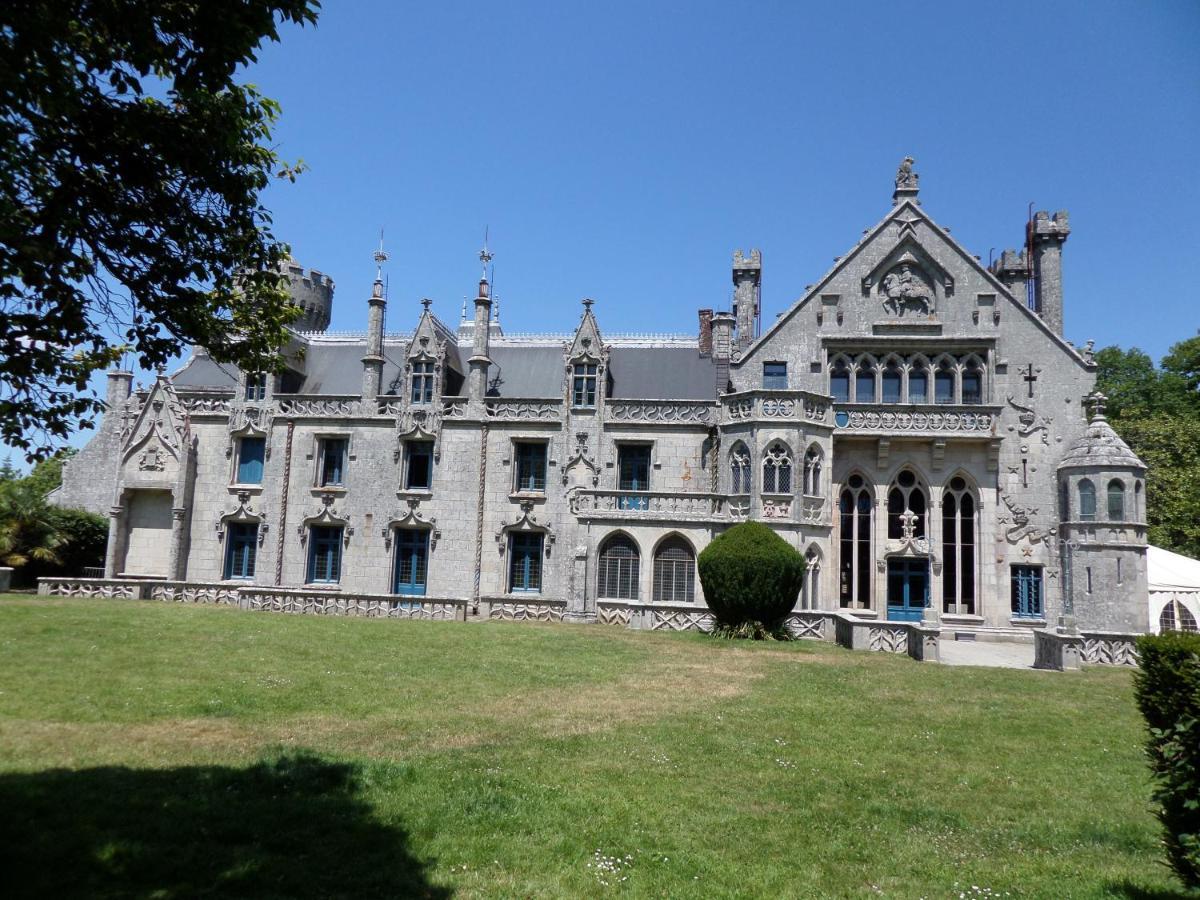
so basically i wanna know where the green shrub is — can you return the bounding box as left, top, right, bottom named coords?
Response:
left=1133, top=631, right=1200, bottom=889
left=697, top=521, right=805, bottom=638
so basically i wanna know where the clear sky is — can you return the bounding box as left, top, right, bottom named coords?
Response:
left=24, top=0, right=1200, bottom=462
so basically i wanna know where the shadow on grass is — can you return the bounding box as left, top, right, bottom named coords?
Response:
left=0, top=752, right=450, bottom=899
left=1106, top=879, right=1196, bottom=899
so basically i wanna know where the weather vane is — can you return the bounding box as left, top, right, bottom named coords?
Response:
left=479, top=226, right=494, bottom=280
left=373, top=228, right=389, bottom=281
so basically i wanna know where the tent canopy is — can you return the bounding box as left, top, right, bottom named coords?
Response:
left=1148, top=545, right=1200, bottom=593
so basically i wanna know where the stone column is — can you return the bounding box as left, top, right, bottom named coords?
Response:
left=563, top=545, right=595, bottom=623
left=104, top=503, right=124, bottom=577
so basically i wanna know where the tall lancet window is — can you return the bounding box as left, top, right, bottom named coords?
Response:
left=729, top=442, right=751, bottom=494
left=411, top=361, right=435, bottom=403
left=942, top=476, right=977, bottom=615
left=839, top=474, right=872, bottom=609
left=887, top=469, right=926, bottom=540
left=762, top=443, right=792, bottom=494
left=803, top=446, right=822, bottom=496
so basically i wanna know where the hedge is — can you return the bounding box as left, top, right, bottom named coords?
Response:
left=1133, top=630, right=1200, bottom=889
left=697, top=520, right=805, bottom=636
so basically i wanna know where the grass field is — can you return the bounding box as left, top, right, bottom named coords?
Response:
left=0, top=594, right=1186, bottom=898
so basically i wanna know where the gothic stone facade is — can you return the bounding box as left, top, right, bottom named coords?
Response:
left=54, top=164, right=1150, bottom=632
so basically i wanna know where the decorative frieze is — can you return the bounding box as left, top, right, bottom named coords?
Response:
left=833, top=405, right=997, bottom=434
left=570, top=489, right=728, bottom=521
left=868, top=624, right=910, bottom=653
left=484, top=398, right=562, bottom=421
left=275, top=396, right=359, bottom=417
left=649, top=608, right=715, bottom=633
left=488, top=600, right=565, bottom=622
left=607, top=400, right=714, bottom=425
left=723, top=392, right=830, bottom=424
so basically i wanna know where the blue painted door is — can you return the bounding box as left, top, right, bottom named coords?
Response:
left=886, top=558, right=929, bottom=622
left=393, top=529, right=429, bottom=597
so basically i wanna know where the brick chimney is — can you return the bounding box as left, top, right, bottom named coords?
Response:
left=697, top=309, right=713, bottom=356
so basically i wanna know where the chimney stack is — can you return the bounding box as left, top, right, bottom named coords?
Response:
left=732, top=249, right=761, bottom=352
left=468, top=276, right=492, bottom=402
left=697, top=309, right=713, bottom=356
left=105, top=370, right=133, bottom=409
left=711, top=312, right=735, bottom=395
left=361, top=276, right=386, bottom=400
left=991, top=249, right=1030, bottom=307
left=1030, top=210, right=1070, bottom=335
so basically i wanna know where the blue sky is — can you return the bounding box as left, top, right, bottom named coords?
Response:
left=24, top=0, right=1200, bottom=462
left=245, top=0, right=1199, bottom=355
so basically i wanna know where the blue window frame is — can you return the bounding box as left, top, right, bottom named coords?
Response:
left=307, top=526, right=343, bottom=583
left=393, top=529, right=429, bottom=596
left=245, top=372, right=267, bottom=401
left=763, top=361, right=787, bottom=389
left=509, top=532, right=544, bottom=593
left=618, top=445, right=650, bottom=510
left=411, top=361, right=435, bottom=404
left=405, top=441, right=433, bottom=490
left=319, top=438, right=347, bottom=486
left=224, top=523, right=257, bottom=579
left=515, top=442, right=547, bottom=492
left=572, top=363, right=598, bottom=407
left=236, top=437, right=265, bottom=484
left=1011, top=565, right=1043, bottom=618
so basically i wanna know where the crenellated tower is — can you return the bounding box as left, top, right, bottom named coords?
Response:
left=282, top=256, right=335, bottom=332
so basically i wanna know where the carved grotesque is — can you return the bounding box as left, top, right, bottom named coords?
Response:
left=881, top=263, right=933, bottom=317
left=895, top=156, right=918, bottom=190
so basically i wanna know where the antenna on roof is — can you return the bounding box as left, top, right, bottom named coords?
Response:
left=373, top=228, right=389, bottom=282
left=479, top=226, right=493, bottom=280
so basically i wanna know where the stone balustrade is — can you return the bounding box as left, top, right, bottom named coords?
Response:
left=274, top=394, right=362, bottom=417
left=484, top=398, right=563, bottom=421
left=1034, top=627, right=1141, bottom=670
left=178, top=393, right=234, bottom=415
left=480, top=596, right=567, bottom=622
left=442, top=397, right=468, bottom=418
left=832, top=403, right=1000, bottom=435
left=570, top=489, right=728, bottom=522
left=723, top=391, right=831, bottom=425
left=606, top=399, right=715, bottom=426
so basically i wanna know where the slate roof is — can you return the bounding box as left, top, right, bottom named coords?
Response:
left=1058, top=417, right=1146, bottom=469
left=171, top=336, right=718, bottom=401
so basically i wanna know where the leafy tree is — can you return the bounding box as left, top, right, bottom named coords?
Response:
left=1161, top=334, right=1200, bottom=410
left=1, top=0, right=320, bottom=461
left=1111, top=415, right=1200, bottom=559
left=1095, top=346, right=1170, bottom=418
left=0, top=479, right=66, bottom=570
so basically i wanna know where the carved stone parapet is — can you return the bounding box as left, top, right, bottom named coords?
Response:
left=607, top=400, right=715, bottom=425
left=274, top=395, right=360, bottom=417
left=833, top=404, right=999, bottom=435
left=570, top=489, right=729, bottom=522
left=484, top=398, right=563, bottom=421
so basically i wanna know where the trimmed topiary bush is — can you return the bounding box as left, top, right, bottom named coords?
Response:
left=1133, top=631, right=1200, bottom=889
left=697, top=520, right=805, bottom=639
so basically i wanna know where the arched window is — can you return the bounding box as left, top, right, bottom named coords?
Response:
left=882, top=359, right=902, bottom=404
left=1135, top=481, right=1143, bottom=520
left=1160, top=600, right=1198, bottom=633
left=934, top=359, right=955, bottom=404
left=962, top=358, right=983, bottom=404
left=839, top=474, right=873, bottom=609
left=1108, top=479, right=1125, bottom=522
left=729, top=442, right=751, bottom=494
left=830, top=359, right=851, bottom=403
left=653, top=536, right=695, bottom=603
left=802, top=548, right=822, bottom=610
left=887, top=469, right=927, bottom=540
left=598, top=534, right=640, bottom=600
left=908, top=358, right=929, bottom=404
left=942, top=476, right=977, bottom=615
left=762, top=442, right=793, bottom=494
left=803, top=446, right=822, bottom=496
left=1078, top=479, right=1096, bottom=521
left=855, top=361, right=876, bottom=403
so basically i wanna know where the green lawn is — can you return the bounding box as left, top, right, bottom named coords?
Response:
left=0, top=595, right=1186, bottom=899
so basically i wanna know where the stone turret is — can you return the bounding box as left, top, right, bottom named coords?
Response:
left=361, top=275, right=386, bottom=400
left=732, top=249, right=761, bottom=353
left=1031, top=211, right=1069, bottom=335
left=991, top=248, right=1030, bottom=307
left=468, top=274, right=492, bottom=402
left=282, top=256, right=335, bottom=333
left=1057, top=392, right=1148, bottom=633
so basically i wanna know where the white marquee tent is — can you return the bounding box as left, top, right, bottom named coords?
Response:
left=1148, top=545, right=1200, bottom=633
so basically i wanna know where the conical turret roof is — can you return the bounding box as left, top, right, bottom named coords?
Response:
left=1059, top=393, right=1146, bottom=470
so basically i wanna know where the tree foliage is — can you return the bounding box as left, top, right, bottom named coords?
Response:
left=1096, top=335, right=1200, bottom=559
left=697, top=520, right=805, bottom=638
left=0, top=0, right=320, bottom=460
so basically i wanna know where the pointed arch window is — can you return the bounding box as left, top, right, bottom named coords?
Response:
left=882, top=360, right=902, bottom=404
left=730, top=443, right=751, bottom=494
left=962, top=358, right=983, bottom=404
left=1107, top=479, right=1125, bottom=522
left=942, top=476, right=977, bottom=615
left=887, top=469, right=927, bottom=540
left=830, top=360, right=851, bottom=403
left=803, top=446, right=822, bottom=497
left=653, top=537, right=695, bottom=603
left=598, top=534, right=640, bottom=600
left=839, top=474, right=873, bottom=609
left=854, top=362, right=876, bottom=403
left=1160, top=599, right=1198, bottom=633
left=802, top=549, right=821, bottom=610
left=934, top=359, right=955, bottom=404
left=1078, top=479, right=1096, bottom=521
left=908, top=362, right=929, bottom=404
left=762, top=443, right=793, bottom=494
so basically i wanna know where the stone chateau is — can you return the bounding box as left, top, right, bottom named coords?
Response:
left=53, top=160, right=1150, bottom=633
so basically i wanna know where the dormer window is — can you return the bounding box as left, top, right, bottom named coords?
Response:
left=411, top=361, right=434, bottom=404
left=572, top=363, right=598, bottom=408
left=245, top=372, right=267, bottom=401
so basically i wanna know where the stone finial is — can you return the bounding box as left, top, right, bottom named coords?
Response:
left=421, top=297, right=432, bottom=312
left=1086, top=390, right=1108, bottom=422
left=582, top=297, right=594, bottom=311
left=893, top=156, right=920, bottom=205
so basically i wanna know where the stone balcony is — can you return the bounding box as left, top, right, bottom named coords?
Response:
left=722, top=390, right=831, bottom=426
left=569, top=489, right=730, bottom=522
left=832, top=403, right=1000, bottom=437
